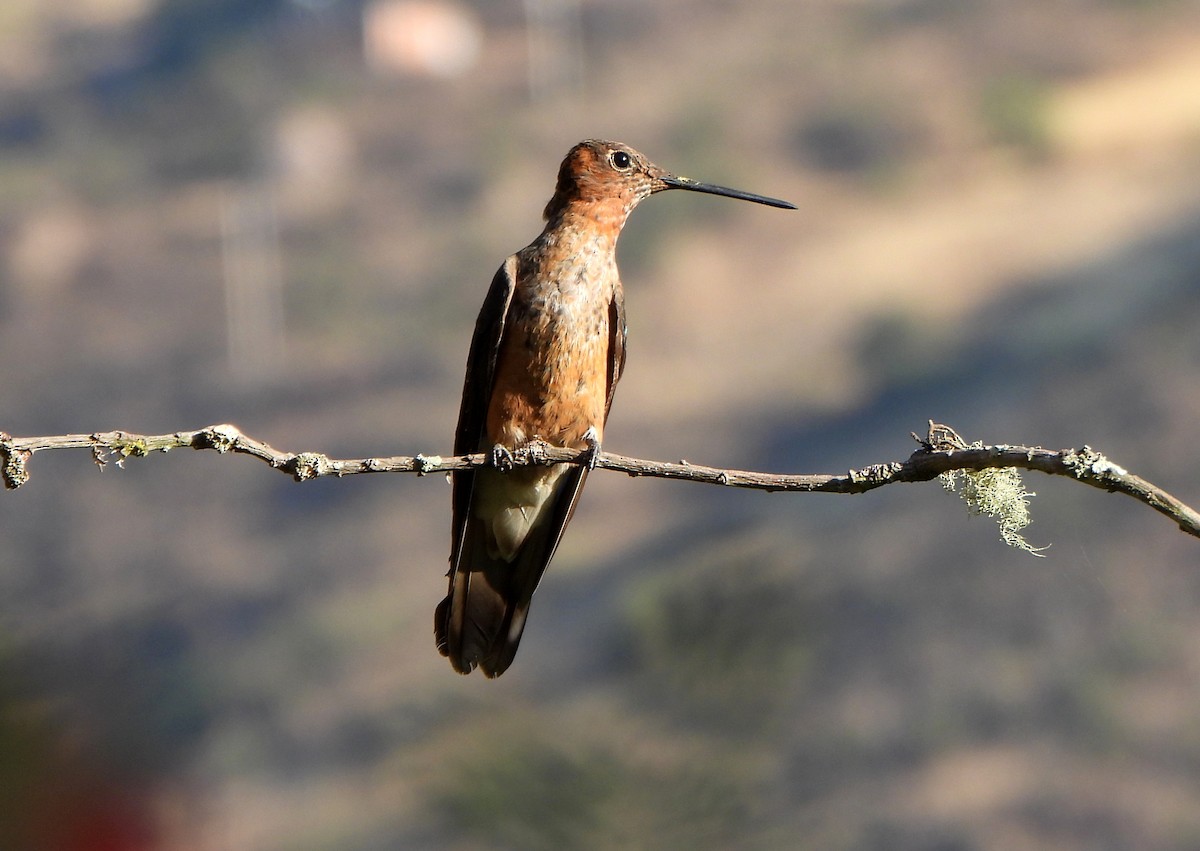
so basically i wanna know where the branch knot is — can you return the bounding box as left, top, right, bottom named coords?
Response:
left=205, top=424, right=242, bottom=454
left=0, top=432, right=30, bottom=490
left=291, top=452, right=331, bottom=481
left=1063, top=446, right=1128, bottom=480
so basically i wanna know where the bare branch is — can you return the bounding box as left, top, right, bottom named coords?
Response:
left=2, top=422, right=1197, bottom=541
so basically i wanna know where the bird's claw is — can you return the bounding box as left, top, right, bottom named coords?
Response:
left=582, top=429, right=602, bottom=471
left=490, top=444, right=515, bottom=472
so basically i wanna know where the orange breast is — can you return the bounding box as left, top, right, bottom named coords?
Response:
left=486, top=302, right=609, bottom=450
left=484, top=220, right=621, bottom=451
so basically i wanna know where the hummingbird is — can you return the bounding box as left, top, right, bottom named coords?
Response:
left=435, top=139, right=795, bottom=676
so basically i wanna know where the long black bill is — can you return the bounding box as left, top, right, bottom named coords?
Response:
left=660, top=175, right=796, bottom=210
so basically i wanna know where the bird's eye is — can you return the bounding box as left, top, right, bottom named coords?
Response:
left=610, top=150, right=632, bottom=170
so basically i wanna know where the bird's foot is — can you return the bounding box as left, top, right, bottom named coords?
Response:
left=581, top=428, right=602, bottom=471
left=490, top=444, right=515, bottom=472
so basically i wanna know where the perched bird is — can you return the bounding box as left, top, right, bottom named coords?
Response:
left=435, top=139, right=795, bottom=676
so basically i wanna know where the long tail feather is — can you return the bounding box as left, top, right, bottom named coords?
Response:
left=437, top=468, right=589, bottom=676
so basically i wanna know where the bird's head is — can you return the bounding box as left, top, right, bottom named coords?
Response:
left=543, top=139, right=795, bottom=224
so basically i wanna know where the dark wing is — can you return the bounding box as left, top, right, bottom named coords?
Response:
left=453, top=256, right=518, bottom=458
left=605, top=287, right=627, bottom=418
left=436, top=257, right=517, bottom=671
left=449, top=256, right=518, bottom=563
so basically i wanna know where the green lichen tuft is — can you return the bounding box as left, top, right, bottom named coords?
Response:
left=941, top=445, right=1048, bottom=557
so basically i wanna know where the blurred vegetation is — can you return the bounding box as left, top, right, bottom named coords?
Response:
left=789, top=97, right=926, bottom=188
left=618, top=555, right=816, bottom=733
left=432, top=719, right=751, bottom=850
left=980, top=75, right=1052, bottom=160
left=435, top=734, right=618, bottom=850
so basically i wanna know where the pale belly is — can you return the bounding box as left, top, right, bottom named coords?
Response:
left=472, top=464, right=569, bottom=561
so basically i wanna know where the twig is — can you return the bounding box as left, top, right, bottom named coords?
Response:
left=2, top=422, right=1197, bottom=541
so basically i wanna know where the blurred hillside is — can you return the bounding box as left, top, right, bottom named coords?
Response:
left=2, top=1, right=1200, bottom=849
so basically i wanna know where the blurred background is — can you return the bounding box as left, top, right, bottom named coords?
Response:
left=2, top=1, right=1200, bottom=848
